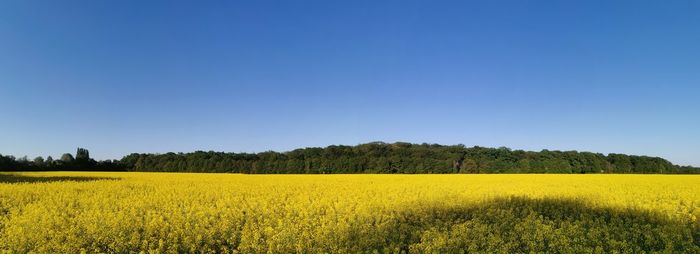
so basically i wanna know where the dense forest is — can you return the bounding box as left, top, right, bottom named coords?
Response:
left=2, top=143, right=698, bottom=173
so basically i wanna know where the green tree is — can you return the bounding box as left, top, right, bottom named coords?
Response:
left=33, top=156, right=45, bottom=166
left=61, top=153, right=75, bottom=163
left=76, top=148, right=90, bottom=162
left=45, top=156, right=54, bottom=166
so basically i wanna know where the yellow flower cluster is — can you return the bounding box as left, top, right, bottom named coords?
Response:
left=0, top=173, right=698, bottom=253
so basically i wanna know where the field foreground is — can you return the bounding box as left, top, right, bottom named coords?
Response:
left=0, top=172, right=698, bottom=253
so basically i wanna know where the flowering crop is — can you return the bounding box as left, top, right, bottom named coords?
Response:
left=0, top=172, right=698, bottom=253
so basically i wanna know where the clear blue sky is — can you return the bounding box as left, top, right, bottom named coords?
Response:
left=1, top=1, right=699, bottom=166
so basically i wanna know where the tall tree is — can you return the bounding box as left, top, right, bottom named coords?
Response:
left=45, top=156, right=54, bottom=167
left=76, top=148, right=90, bottom=162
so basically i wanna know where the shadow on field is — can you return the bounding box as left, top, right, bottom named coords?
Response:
left=0, top=174, right=119, bottom=184
left=341, top=197, right=700, bottom=253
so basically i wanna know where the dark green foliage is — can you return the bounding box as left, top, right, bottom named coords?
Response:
left=60, top=153, right=75, bottom=163
left=120, top=142, right=699, bottom=174
left=1, top=143, right=698, bottom=173
left=0, top=148, right=127, bottom=172
left=75, top=148, right=90, bottom=162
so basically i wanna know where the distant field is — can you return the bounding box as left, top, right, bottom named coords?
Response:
left=0, top=172, right=698, bottom=253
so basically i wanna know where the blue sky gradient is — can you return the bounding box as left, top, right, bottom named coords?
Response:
left=1, top=1, right=699, bottom=166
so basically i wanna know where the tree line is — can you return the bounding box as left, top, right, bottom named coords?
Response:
left=0, top=147, right=125, bottom=171
left=2, top=142, right=698, bottom=173
left=121, top=142, right=698, bottom=174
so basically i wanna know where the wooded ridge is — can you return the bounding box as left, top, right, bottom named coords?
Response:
left=2, top=142, right=697, bottom=173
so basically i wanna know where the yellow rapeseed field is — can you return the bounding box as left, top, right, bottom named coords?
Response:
left=0, top=172, right=698, bottom=253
